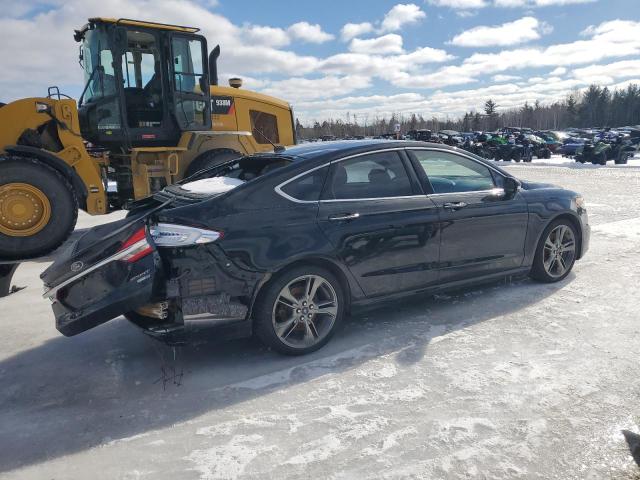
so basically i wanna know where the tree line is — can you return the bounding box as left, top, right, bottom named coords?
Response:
left=296, top=83, right=640, bottom=139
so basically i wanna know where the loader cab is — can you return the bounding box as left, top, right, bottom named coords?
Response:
left=76, top=18, right=211, bottom=149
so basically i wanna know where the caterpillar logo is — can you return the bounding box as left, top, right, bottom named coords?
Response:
left=211, top=96, right=235, bottom=115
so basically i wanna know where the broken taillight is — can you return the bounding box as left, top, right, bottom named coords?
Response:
left=118, top=227, right=153, bottom=263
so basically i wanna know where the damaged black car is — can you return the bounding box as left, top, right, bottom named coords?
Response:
left=41, top=140, right=590, bottom=355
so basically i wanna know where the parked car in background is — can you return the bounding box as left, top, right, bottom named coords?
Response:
left=41, top=140, right=590, bottom=355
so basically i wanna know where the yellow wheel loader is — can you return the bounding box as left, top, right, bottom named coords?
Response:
left=0, top=18, right=296, bottom=260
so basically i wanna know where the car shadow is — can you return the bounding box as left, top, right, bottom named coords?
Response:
left=0, top=273, right=573, bottom=472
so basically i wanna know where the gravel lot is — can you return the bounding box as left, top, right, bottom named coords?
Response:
left=1, top=157, right=639, bottom=479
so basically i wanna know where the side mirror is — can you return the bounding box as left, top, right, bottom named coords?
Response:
left=503, top=176, right=521, bottom=197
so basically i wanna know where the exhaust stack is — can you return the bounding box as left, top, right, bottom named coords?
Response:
left=208, top=44, right=220, bottom=86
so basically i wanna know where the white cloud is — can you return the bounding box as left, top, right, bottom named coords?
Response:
left=430, top=0, right=594, bottom=7
left=340, top=22, right=374, bottom=41
left=287, top=22, right=334, bottom=44
left=380, top=3, right=426, bottom=32
left=319, top=46, right=454, bottom=79
left=242, top=21, right=333, bottom=47
left=572, top=59, right=640, bottom=85
left=412, top=18, right=640, bottom=89
left=549, top=67, right=567, bottom=76
left=243, top=25, right=290, bottom=47
left=493, top=74, right=521, bottom=82
left=450, top=17, right=550, bottom=47
left=495, top=0, right=596, bottom=6
left=428, top=0, right=488, bottom=7
left=261, top=75, right=372, bottom=102
left=349, top=34, right=405, bottom=54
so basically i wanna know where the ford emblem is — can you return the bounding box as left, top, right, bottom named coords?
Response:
left=70, top=261, right=84, bottom=272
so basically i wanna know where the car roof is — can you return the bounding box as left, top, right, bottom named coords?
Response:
left=272, top=139, right=455, bottom=161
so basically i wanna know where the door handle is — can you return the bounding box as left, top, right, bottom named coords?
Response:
left=328, top=213, right=360, bottom=221
left=443, top=201, right=468, bottom=210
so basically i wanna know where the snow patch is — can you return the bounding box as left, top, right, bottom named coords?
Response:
left=593, top=217, right=640, bottom=239
left=181, top=176, right=244, bottom=194
left=186, top=433, right=273, bottom=480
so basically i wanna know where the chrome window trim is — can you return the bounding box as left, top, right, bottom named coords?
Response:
left=321, top=194, right=430, bottom=203
left=273, top=147, right=512, bottom=204
left=274, top=163, right=330, bottom=204
left=275, top=148, right=413, bottom=204
left=427, top=188, right=505, bottom=198
left=42, top=238, right=149, bottom=300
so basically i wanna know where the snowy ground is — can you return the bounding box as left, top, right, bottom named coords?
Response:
left=1, top=160, right=640, bottom=479
left=486, top=152, right=640, bottom=169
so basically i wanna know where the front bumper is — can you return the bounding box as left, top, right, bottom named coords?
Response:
left=578, top=209, right=590, bottom=259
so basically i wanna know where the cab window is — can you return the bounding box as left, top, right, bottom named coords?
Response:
left=323, top=152, right=414, bottom=200
left=171, top=36, right=208, bottom=129
left=121, top=30, right=163, bottom=129
left=250, top=110, right=280, bottom=144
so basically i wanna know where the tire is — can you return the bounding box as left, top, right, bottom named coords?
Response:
left=0, top=157, right=78, bottom=259
left=253, top=265, right=345, bottom=355
left=184, top=150, right=242, bottom=178
left=529, top=219, right=578, bottom=283
left=544, top=149, right=552, bottom=159
left=512, top=150, right=522, bottom=162
left=615, top=153, right=629, bottom=165
left=593, top=152, right=606, bottom=165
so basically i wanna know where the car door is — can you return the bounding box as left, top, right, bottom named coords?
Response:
left=317, top=149, right=440, bottom=298
left=407, top=148, right=529, bottom=283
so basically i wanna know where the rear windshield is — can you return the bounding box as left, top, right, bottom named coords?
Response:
left=164, top=156, right=293, bottom=199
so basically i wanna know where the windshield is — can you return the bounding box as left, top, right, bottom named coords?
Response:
left=80, top=28, right=116, bottom=104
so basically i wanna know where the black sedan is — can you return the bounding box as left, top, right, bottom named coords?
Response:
left=41, top=140, right=590, bottom=355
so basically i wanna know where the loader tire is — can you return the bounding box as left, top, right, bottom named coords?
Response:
left=184, top=150, right=242, bottom=178
left=0, top=157, right=78, bottom=260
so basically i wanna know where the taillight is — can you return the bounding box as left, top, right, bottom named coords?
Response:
left=149, top=223, right=222, bottom=247
left=118, top=227, right=153, bottom=263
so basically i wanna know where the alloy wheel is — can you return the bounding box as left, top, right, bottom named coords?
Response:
left=272, top=274, right=338, bottom=348
left=543, top=224, right=576, bottom=278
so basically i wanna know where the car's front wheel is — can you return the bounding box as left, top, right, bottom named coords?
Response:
left=254, top=266, right=344, bottom=355
left=530, top=220, right=578, bottom=283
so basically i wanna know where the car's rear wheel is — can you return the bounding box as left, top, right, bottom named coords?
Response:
left=530, top=220, right=578, bottom=283
left=254, top=266, right=344, bottom=355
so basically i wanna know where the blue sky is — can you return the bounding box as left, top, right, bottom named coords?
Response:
left=1, top=0, right=639, bottom=123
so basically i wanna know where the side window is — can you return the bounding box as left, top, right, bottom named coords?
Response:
left=280, top=167, right=328, bottom=201
left=250, top=110, right=280, bottom=144
left=412, top=150, right=496, bottom=194
left=172, top=37, right=205, bottom=93
left=170, top=36, right=208, bottom=130
left=323, top=151, right=414, bottom=200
